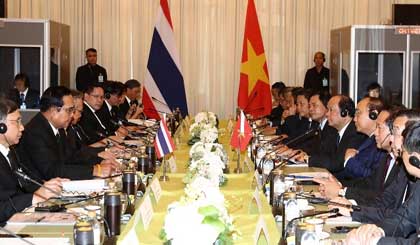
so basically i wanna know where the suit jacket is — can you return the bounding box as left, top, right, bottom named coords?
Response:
left=75, top=64, right=108, bottom=92
left=306, top=120, right=338, bottom=156
left=344, top=153, right=394, bottom=205
left=336, top=136, right=386, bottom=180
left=19, top=113, right=94, bottom=180
left=8, top=88, right=40, bottom=109
left=78, top=103, right=110, bottom=144
left=0, top=150, right=35, bottom=225
left=96, top=102, right=119, bottom=133
left=309, top=121, right=366, bottom=173
left=276, top=115, right=313, bottom=140
left=65, top=125, right=104, bottom=166
left=268, top=106, right=283, bottom=127
left=376, top=180, right=420, bottom=244
left=118, top=98, right=130, bottom=119
left=351, top=161, right=413, bottom=223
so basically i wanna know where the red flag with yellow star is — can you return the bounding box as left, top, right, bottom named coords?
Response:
left=237, top=0, right=272, bottom=118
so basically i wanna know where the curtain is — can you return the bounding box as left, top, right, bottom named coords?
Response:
left=7, top=0, right=420, bottom=118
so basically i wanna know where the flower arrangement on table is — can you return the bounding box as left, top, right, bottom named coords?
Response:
left=160, top=112, right=238, bottom=244
left=188, top=111, right=219, bottom=145
left=160, top=175, right=238, bottom=244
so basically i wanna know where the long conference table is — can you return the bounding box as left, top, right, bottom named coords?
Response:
left=3, top=121, right=355, bottom=244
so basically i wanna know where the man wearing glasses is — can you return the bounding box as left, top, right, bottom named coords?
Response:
left=19, top=86, right=119, bottom=181
left=0, top=99, right=67, bottom=225
left=78, top=83, right=112, bottom=144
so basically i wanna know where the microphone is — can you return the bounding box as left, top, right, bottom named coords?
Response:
left=111, top=118, right=147, bottom=128
left=97, top=131, right=143, bottom=155
left=281, top=208, right=339, bottom=243
left=109, top=120, right=150, bottom=138
left=297, top=194, right=361, bottom=211
left=14, top=169, right=62, bottom=197
left=283, top=128, right=320, bottom=147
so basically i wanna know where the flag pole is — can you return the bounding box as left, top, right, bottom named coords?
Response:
left=159, top=155, right=170, bottom=182
left=234, top=110, right=243, bottom=174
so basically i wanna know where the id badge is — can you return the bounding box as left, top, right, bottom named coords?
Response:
left=322, top=78, right=328, bottom=87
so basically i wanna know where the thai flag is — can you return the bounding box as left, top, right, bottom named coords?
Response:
left=154, top=119, right=176, bottom=159
left=143, top=0, right=189, bottom=119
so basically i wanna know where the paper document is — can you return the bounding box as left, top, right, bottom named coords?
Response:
left=0, top=238, right=70, bottom=245
left=62, top=179, right=106, bottom=195
left=7, top=212, right=76, bottom=225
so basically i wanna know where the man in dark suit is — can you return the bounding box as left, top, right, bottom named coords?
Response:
left=315, top=110, right=394, bottom=203
left=303, top=51, right=330, bottom=93
left=0, top=99, right=65, bottom=225
left=7, top=73, right=40, bottom=109
left=76, top=48, right=108, bottom=92
left=335, top=97, right=386, bottom=180
left=290, top=91, right=337, bottom=158
left=78, top=83, right=111, bottom=144
left=326, top=109, right=420, bottom=222
left=119, top=79, right=143, bottom=120
left=96, top=81, right=125, bottom=134
left=268, top=82, right=285, bottom=127
left=308, top=95, right=366, bottom=173
left=276, top=89, right=314, bottom=140
left=345, top=120, right=420, bottom=244
left=20, top=86, right=118, bottom=180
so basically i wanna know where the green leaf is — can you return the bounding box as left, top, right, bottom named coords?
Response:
left=202, top=216, right=225, bottom=233
left=198, top=205, right=219, bottom=217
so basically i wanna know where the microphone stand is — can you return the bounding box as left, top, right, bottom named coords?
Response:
left=159, top=155, right=170, bottom=182
left=14, top=170, right=62, bottom=197
left=280, top=208, right=339, bottom=244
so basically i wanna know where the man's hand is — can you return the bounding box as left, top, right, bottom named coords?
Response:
left=262, top=127, right=276, bottom=136
left=345, top=224, right=384, bottom=245
left=98, top=150, right=116, bottom=160
left=313, top=173, right=342, bottom=200
left=93, top=161, right=116, bottom=178
left=328, top=197, right=353, bottom=216
left=292, top=151, right=309, bottom=163
left=32, top=178, right=69, bottom=204
left=345, top=148, right=358, bottom=161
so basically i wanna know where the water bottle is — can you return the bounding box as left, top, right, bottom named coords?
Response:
left=301, top=224, right=319, bottom=245
left=87, top=211, right=102, bottom=245
left=104, top=191, right=122, bottom=236
left=74, top=219, right=94, bottom=245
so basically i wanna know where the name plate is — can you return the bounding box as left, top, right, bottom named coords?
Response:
left=254, top=170, right=262, bottom=190
left=150, top=178, right=162, bottom=203
left=253, top=187, right=262, bottom=213
left=253, top=215, right=270, bottom=245
left=139, top=194, right=154, bottom=230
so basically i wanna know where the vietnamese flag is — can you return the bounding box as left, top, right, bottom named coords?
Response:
left=230, top=110, right=253, bottom=151
left=237, top=0, right=272, bottom=118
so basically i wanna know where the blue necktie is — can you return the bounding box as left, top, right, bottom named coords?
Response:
left=20, top=93, right=25, bottom=105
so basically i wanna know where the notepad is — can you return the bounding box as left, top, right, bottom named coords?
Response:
left=62, top=179, right=106, bottom=196
left=7, top=212, right=76, bottom=226
left=0, top=238, right=71, bottom=245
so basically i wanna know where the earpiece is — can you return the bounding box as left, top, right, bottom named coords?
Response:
left=340, top=109, right=348, bottom=118
left=0, top=123, right=7, bottom=134
left=409, top=156, right=420, bottom=169
left=369, top=110, right=378, bottom=120
left=105, top=93, right=111, bottom=100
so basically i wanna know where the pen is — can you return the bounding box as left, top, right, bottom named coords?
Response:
left=36, top=216, right=45, bottom=223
